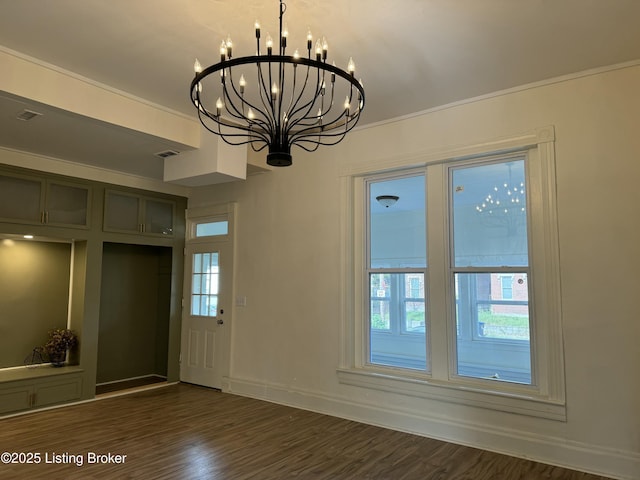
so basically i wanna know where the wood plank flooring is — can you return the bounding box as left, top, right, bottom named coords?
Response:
left=0, top=383, right=613, bottom=480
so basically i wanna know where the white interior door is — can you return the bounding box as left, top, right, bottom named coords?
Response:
left=180, top=240, right=232, bottom=388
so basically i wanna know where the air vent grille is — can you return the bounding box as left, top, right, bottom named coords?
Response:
left=155, top=150, right=180, bottom=158
left=16, top=109, right=43, bottom=121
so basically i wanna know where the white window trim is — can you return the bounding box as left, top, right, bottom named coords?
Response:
left=185, top=204, right=236, bottom=243
left=338, top=126, right=566, bottom=421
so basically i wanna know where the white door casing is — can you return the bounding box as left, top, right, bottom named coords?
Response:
left=180, top=204, right=235, bottom=389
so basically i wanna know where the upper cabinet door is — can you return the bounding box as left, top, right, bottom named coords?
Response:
left=0, top=173, right=43, bottom=223
left=103, top=190, right=142, bottom=233
left=45, top=181, right=91, bottom=228
left=0, top=172, right=91, bottom=228
left=103, top=190, right=175, bottom=237
left=144, top=199, right=174, bottom=236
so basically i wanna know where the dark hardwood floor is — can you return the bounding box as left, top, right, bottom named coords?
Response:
left=0, top=383, right=613, bottom=479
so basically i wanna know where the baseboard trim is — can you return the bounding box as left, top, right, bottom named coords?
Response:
left=224, top=376, right=639, bottom=480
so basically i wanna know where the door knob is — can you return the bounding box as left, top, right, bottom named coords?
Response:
left=217, top=319, right=224, bottom=325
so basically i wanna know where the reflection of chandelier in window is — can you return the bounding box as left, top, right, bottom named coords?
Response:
left=476, top=181, right=525, bottom=215
left=475, top=168, right=526, bottom=236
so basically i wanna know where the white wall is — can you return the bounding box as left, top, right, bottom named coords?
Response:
left=188, top=64, right=640, bottom=479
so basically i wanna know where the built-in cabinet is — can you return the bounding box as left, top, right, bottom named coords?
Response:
left=0, top=172, right=91, bottom=228
left=0, top=370, right=83, bottom=415
left=103, top=190, right=174, bottom=236
left=0, top=164, right=186, bottom=417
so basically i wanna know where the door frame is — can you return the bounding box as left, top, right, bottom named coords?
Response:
left=180, top=202, right=236, bottom=389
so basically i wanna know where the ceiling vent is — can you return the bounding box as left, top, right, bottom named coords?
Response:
left=16, top=109, right=43, bottom=121
left=155, top=150, right=180, bottom=159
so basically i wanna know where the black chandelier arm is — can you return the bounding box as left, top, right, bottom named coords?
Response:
left=197, top=105, right=272, bottom=145
left=196, top=93, right=272, bottom=144
left=281, top=63, right=318, bottom=135
left=254, top=62, right=278, bottom=133
left=284, top=64, right=328, bottom=134
left=288, top=107, right=353, bottom=142
left=289, top=112, right=361, bottom=147
left=221, top=68, right=275, bottom=135
left=198, top=113, right=268, bottom=147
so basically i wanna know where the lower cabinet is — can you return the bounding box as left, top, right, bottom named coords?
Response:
left=0, top=372, right=83, bottom=415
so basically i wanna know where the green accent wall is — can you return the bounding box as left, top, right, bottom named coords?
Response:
left=97, top=243, right=172, bottom=384
left=0, top=240, right=72, bottom=368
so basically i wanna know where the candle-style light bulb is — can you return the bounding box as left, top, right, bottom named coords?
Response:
left=322, top=37, right=328, bottom=60
left=248, top=108, right=255, bottom=120
left=307, top=29, right=313, bottom=51
left=226, top=35, right=233, bottom=58
left=271, top=82, right=279, bottom=98
left=347, top=57, right=355, bottom=74
left=220, top=41, right=226, bottom=61
left=266, top=33, right=273, bottom=55
left=293, top=49, right=300, bottom=60
left=315, top=40, right=322, bottom=61
left=239, top=74, right=246, bottom=94
left=255, top=20, right=261, bottom=38
left=282, top=24, right=288, bottom=50
left=216, top=97, right=223, bottom=116
left=344, top=96, right=350, bottom=111
left=194, top=58, right=202, bottom=73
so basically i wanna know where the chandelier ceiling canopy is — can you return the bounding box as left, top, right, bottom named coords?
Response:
left=190, top=0, right=365, bottom=167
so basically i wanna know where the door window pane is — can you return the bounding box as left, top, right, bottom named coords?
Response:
left=191, top=252, right=219, bottom=317
left=452, top=160, right=527, bottom=267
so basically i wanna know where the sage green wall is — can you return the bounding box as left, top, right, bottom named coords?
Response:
left=0, top=239, right=71, bottom=368
left=96, top=243, right=172, bottom=384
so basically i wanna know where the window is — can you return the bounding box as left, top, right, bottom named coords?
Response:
left=368, top=173, right=427, bottom=370
left=191, top=252, right=219, bottom=317
left=195, top=220, right=228, bottom=237
left=451, top=159, right=531, bottom=384
left=339, top=127, right=566, bottom=420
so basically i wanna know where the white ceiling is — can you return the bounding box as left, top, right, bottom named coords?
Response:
left=1, top=0, right=640, bottom=181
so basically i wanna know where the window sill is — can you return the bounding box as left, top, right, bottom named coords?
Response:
left=336, top=367, right=566, bottom=421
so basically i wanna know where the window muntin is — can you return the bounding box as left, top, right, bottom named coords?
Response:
left=367, top=173, right=427, bottom=371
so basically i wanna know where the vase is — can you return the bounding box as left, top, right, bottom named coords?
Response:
left=49, top=351, right=67, bottom=367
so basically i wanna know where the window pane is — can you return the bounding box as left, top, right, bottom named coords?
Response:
left=452, top=160, right=528, bottom=267
left=190, top=252, right=220, bottom=317
left=369, top=175, right=426, bottom=268
left=455, top=273, right=531, bottom=384
left=370, top=273, right=427, bottom=371
left=196, top=220, right=228, bottom=237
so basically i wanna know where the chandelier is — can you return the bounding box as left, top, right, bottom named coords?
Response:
left=190, top=0, right=365, bottom=167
